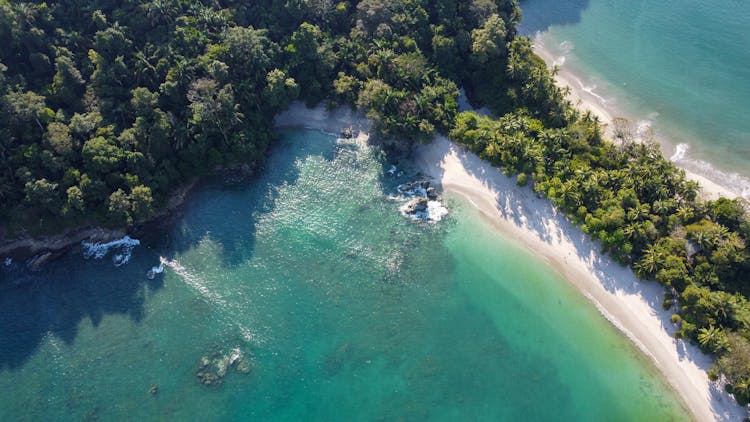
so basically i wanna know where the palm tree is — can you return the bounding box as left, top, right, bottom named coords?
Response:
left=692, top=231, right=714, bottom=251
left=623, top=223, right=637, bottom=240
left=698, top=326, right=720, bottom=348
left=676, top=205, right=695, bottom=223
left=635, top=244, right=662, bottom=277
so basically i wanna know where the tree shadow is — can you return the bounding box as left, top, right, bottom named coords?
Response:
left=0, top=125, right=335, bottom=371
left=152, top=127, right=326, bottom=269
left=414, top=135, right=746, bottom=420
left=0, top=247, right=165, bottom=370
left=518, top=0, right=591, bottom=35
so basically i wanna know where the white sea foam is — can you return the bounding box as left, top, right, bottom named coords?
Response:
left=426, top=200, right=449, bottom=222
left=670, top=143, right=750, bottom=199
left=552, top=55, right=566, bottom=67
left=81, top=236, right=140, bottom=266
left=387, top=165, right=397, bottom=176
left=3, top=257, right=11, bottom=266
left=399, top=199, right=449, bottom=223
left=161, top=256, right=264, bottom=345
left=146, top=262, right=164, bottom=279
left=160, top=257, right=227, bottom=306
left=670, top=143, right=689, bottom=161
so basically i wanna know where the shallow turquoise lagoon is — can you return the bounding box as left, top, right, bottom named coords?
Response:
left=0, top=129, right=689, bottom=421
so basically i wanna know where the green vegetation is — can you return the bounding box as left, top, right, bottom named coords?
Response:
left=2, top=0, right=513, bottom=231
left=1, top=0, right=748, bottom=408
left=448, top=82, right=750, bottom=405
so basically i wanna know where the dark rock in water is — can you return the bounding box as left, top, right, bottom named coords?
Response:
left=323, top=343, right=353, bottom=377
left=426, top=187, right=439, bottom=200
left=149, top=385, right=158, bottom=395
left=235, top=358, right=252, bottom=374
left=341, top=128, right=354, bottom=138
left=196, top=370, right=221, bottom=386
left=403, top=198, right=429, bottom=214
left=195, top=348, right=249, bottom=386
left=26, top=251, right=53, bottom=271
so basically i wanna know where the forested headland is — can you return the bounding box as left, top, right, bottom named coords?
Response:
left=1, top=0, right=749, bottom=408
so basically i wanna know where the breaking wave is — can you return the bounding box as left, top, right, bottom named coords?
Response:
left=81, top=236, right=140, bottom=266
left=670, top=143, right=750, bottom=199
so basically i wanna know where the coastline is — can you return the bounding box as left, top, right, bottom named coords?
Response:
left=274, top=103, right=748, bottom=421
left=0, top=178, right=201, bottom=269
left=531, top=39, right=741, bottom=202
left=413, top=136, right=747, bottom=422
left=4, top=99, right=745, bottom=418
left=0, top=105, right=361, bottom=270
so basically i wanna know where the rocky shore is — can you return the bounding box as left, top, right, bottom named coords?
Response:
left=396, top=179, right=448, bottom=222
left=0, top=176, right=201, bottom=271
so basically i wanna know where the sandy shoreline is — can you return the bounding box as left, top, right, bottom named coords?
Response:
left=413, top=136, right=747, bottom=422
left=531, top=40, right=739, bottom=202
left=276, top=103, right=748, bottom=421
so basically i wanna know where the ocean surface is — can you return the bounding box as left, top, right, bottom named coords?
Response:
left=0, top=129, right=689, bottom=420
left=519, top=0, right=750, bottom=198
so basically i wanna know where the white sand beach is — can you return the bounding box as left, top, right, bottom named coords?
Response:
left=276, top=103, right=749, bottom=421
left=532, top=41, right=738, bottom=202
left=413, top=135, right=747, bottom=422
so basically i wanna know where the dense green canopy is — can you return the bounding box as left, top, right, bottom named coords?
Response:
left=1, top=0, right=749, bottom=408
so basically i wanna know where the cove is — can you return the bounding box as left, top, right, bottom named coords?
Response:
left=0, top=129, right=689, bottom=420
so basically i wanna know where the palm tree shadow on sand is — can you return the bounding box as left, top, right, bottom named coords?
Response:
left=418, top=136, right=743, bottom=421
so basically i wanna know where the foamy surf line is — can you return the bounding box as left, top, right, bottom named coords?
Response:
left=671, top=143, right=750, bottom=200
left=532, top=36, right=748, bottom=201
left=82, top=236, right=140, bottom=266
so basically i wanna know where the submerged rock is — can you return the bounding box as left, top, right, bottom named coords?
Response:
left=199, top=356, right=211, bottom=369
left=196, top=370, right=221, bottom=386
left=341, top=127, right=354, bottom=139
left=235, top=356, right=252, bottom=374
left=195, top=347, right=251, bottom=386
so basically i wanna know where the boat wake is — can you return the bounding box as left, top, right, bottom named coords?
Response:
left=159, top=257, right=260, bottom=345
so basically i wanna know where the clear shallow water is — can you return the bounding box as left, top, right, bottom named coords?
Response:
left=0, top=129, right=689, bottom=420
left=520, top=0, right=750, bottom=197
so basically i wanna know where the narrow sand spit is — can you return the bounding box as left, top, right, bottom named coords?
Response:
left=532, top=40, right=738, bottom=201
left=276, top=103, right=748, bottom=421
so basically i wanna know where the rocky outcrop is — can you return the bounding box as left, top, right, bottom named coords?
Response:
left=0, top=226, right=128, bottom=271
left=195, top=347, right=251, bottom=386
left=397, top=178, right=449, bottom=222
left=0, top=178, right=201, bottom=271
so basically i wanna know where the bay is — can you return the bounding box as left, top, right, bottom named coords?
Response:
left=0, top=129, right=689, bottom=421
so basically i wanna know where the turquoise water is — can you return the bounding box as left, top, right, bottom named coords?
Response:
left=0, top=129, right=689, bottom=420
left=520, top=0, right=750, bottom=197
